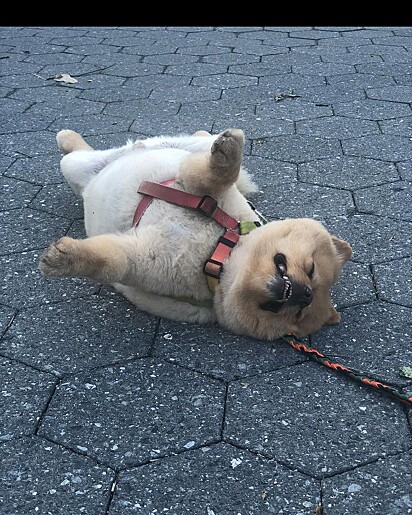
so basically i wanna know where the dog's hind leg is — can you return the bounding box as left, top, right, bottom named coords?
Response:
left=56, top=130, right=135, bottom=196
left=177, top=128, right=245, bottom=198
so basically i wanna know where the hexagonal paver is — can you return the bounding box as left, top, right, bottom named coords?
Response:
left=330, top=260, right=376, bottom=309
left=323, top=452, right=412, bottom=514
left=373, top=257, right=412, bottom=307
left=0, top=131, right=57, bottom=158
left=225, top=362, right=409, bottom=478
left=110, top=442, right=320, bottom=514
left=334, top=99, right=411, bottom=120
left=254, top=182, right=353, bottom=221
left=0, top=176, right=40, bottom=210
left=0, top=208, right=71, bottom=256
left=257, top=101, right=333, bottom=122
left=39, top=359, right=225, bottom=468
left=1, top=249, right=99, bottom=309
left=0, top=436, right=113, bottom=515
left=0, top=357, right=56, bottom=441
left=252, top=135, right=341, bottom=164
left=296, top=116, right=379, bottom=139
left=310, top=301, right=412, bottom=386
left=367, top=85, right=412, bottom=102
left=343, top=135, right=412, bottom=162
left=327, top=214, right=412, bottom=263
left=380, top=116, right=412, bottom=137
left=4, top=154, right=64, bottom=185
left=29, top=182, right=84, bottom=219
left=354, top=181, right=412, bottom=221
left=298, top=157, right=398, bottom=190
left=397, top=160, right=412, bottom=181
left=2, top=294, right=156, bottom=376
left=153, top=319, right=307, bottom=381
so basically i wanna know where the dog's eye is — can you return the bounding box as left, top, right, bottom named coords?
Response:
left=307, top=262, right=315, bottom=279
left=274, top=253, right=287, bottom=275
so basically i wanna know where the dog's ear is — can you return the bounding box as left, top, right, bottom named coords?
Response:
left=331, top=236, right=352, bottom=263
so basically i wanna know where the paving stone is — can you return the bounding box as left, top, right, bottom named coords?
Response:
left=252, top=134, right=341, bottom=164
left=202, top=53, right=261, bottom=66
left=0, top=112, right=52, bottom=135
left=11, top=85, right=79, bottom=104
left=295, top=84, right=367, bottom=105
left=192, top=73, right=257, bottom=88
left=104, top=98, right=179, bottom=120
left=297, top=116, right=378, bottom=139
left=256, top=181, right=353, bottom=221
left=149, top=84, right=221, bottom=103
left=0, top=249, right=98, bottom=309
left=0, top=130, right=60, bottom=158
left=38, top=359, right=225, bottom=468
left=0, top=96, right=32, bottom=115
left=38, top=62, right=110, bottom=79
left=242, top=156, right=298, bottom=189
left=153, top=319, right=307, bottom=381
left=366, top=85, right=412, bottom=102
left=0, top=176, right=40, bottom=210
left=28, top=182, right=83, bottom=219
left=0, top=436, right=113, bottom=515
left=343, top=135, right=412, bottom=161
left=334, top=99, right=411, bottom=120
left=110, top=442, right=320, bottom=515
left=225, top=361, right=410, bottom=478
left=323, top=451, right=412, bottom=515
left=4, top=153, right=63, bottom=185
left=373, top=256, right=412, bottom=307
left=0, top=155, right=14, bottom=175
left=257, top=101, right=333, bottom=122
left=357, top=62, right=412, bottom=76
left=311, top=301, right=412, bottom=386
left=214, top=108, right=294, bottom=139
left=0, top=356, right=56, bottom=441
left=27, top=97, right=105, bottom=119
left=259, top=72, right=326, bottom=89
left=49, top=113, right=132, bottom=136
left=2, top=295, right=156, bottom=376
left=327, top=73, right=396, bottom=88
left=398, top=160, right=412, bottom=181
left=298, top=157, right=399, bottom=189
left=327, top=214, right=412, bottom=263
left=0, top=208, right=71, bottom=255
left=0, top=305, right=16, bottom=335
left=380, top=115, right=412, bottom=136
left=292, top=63, right=355, bottom=76
left=330, top=260, right=376, bottom=309
left=78, top=84, right=151, bottom=103
left=354, top=181, right=412, bottom=221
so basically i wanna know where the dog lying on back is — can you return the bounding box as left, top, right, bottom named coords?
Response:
left=39, top=128, right=352, bottom=341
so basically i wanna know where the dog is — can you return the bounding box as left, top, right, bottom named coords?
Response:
left=39, top=128, right=352, bottom=341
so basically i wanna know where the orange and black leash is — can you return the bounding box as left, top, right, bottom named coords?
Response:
left=283, top=334, right=412, bottom=407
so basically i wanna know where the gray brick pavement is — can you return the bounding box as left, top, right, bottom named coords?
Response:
left=0, top=26, right=411, bottom=515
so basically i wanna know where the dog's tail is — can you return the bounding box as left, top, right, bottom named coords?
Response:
left=236, top=166, right=259, bottom=197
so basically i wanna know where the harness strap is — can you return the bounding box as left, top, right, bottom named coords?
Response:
left=136, top=180, right=239, bottom=230
left=133, top=179, right=249, bottom=293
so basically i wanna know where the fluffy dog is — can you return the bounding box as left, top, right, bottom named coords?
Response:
left=39, top=128, right=352, bottom=340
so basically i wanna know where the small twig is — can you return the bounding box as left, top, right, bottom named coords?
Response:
left=275, top=90, right=300, bottom=102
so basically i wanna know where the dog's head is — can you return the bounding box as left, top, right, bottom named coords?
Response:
left=216, top=218, right=352, bottom=340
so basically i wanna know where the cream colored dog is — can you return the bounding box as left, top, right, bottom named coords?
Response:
left=39, top=128, right=352, bottom=340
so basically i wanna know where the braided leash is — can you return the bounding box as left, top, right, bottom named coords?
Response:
left=282, top=334, right=412, bottom=407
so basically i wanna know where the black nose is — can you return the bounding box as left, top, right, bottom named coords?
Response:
left=302, top=285, right=313, bottom=306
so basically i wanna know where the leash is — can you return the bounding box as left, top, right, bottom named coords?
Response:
left=283, top=334, right=412, bottom=407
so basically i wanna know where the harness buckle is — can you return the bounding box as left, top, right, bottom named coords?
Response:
left=203, top=258, right=223, bottom=279
left=197, top=195, right=218, bottom=217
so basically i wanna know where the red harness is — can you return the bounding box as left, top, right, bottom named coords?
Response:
left=132, top=179, right=242, bottom=290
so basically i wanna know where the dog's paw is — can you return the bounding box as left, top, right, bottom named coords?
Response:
left=56, top=130, right=92, bottom=154
left=39, top=237, right=78, bottom=277
left=211, top=128, right=244, bottom=168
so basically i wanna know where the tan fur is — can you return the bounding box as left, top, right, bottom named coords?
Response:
left=40, top=128, right=352, bottom=341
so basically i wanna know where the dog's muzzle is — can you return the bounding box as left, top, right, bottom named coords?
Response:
left=260, top=275, right=313, bottom=313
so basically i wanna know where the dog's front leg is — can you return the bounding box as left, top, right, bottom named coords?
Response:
left=177, top=128, right=245, bottom=197
left=39, top=233, right=152, bottom=287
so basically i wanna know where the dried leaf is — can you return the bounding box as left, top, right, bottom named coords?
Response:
left=54, top=73, right=78, bottom=84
